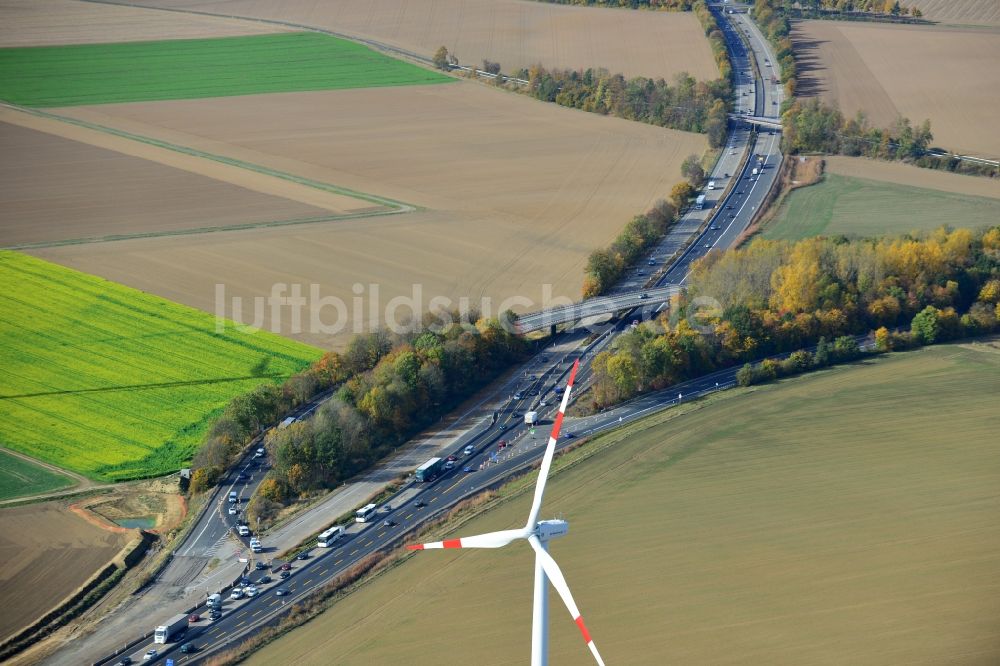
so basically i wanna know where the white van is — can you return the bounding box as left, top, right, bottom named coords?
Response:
left=237, top=525, right=250, bottom=537
left=707, top=181, right=716, bottom=190
left=228, top=491, right=238, bottom=503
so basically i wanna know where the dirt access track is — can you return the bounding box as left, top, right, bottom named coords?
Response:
left=793, top=19, right=1000, bottom=158
left=135, top=0, right=718, bottom=81
left=40, top=81, right=706, bottom=348
left=0, top=0, right=291, bottom=46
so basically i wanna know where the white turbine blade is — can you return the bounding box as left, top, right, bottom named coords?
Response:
left=525, top=359, right=580, bottom=530
left=406, top=527, right=527, bottom=551
left=528, top=535, right=605, bottom=666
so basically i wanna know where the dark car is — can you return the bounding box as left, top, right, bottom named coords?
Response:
left=565, top=433, right=577, bottom=439
left=415, top=499, right=427, bottom=508
left=296, top=552, right=309, bottom=560
left=280, top=570, right=291, bottom=579
left=276, top=587, right=290, bottom=596
left=255, top=561, right=266, bottom=570
left=209, top=609, right=222, bottom=620
left=639, top=293, right=650, bottom=300
left=240, top=575, right=252, bottom=585
left=116, top=659, right=133, bottom=666
left=383, top=519, right=397, bottom=527
left=280, top=562, right=291, bottom=571
left=180, top=643, right=196, bottom=654
left=259, top=575, right=272, bottom=584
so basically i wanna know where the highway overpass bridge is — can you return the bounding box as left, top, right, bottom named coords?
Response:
left=514, top=284, right=681, bottom=334
left=730, top=113, right=783, bottom=130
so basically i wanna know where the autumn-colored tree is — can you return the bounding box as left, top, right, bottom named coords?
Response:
left=258, top=477, right=286, bottom=503
left=978, top=279, right=1000, bottom=304
left=670, top=182, right=695, bottom=208
left=874, top=326, right=891, bottom=351
left=433, top=46, right=450, bottom=70
left=770, top=241, right=822, bottom=312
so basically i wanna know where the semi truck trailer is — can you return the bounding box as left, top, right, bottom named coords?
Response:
left=154, top=614, right=188, bottom=644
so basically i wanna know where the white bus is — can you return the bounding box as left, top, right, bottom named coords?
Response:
left=317, top=525, right=345, bottom=547
left=355, top=503, right=378, bottom=523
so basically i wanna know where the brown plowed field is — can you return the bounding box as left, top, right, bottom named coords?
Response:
left=793, top=20, right=1000, bottom=157
left=0, top=0, right=289, bottom=47
left=0, top=501, right=129, bottom=642
left=0, top=120, right=349, bottom=248
left=41, top=82, right=706, bottom=348
left=139, top=0, right=718, bottom=81
left=823, top=156, right=1000, bottom=199
left=910, top=0, right=1000, bottom=26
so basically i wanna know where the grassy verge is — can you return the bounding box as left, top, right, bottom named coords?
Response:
left=0, top=32, right=452, bottom=107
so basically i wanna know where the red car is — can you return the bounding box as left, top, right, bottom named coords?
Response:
left=188, top=614, right=200, bottom=623
left=498, top=441, right=508, bottom=450
left=280, top=562, right=291, bottom=571
left=446, top=455, right=457, bottom=462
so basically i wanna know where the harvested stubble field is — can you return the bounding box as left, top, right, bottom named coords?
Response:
left=764, top=172, right=1000, bottom=240
left=247, top=341, right=1000, bottom=665
left=0, top=251, right=320, bottom=481
left=0, top=500, right=130, bottom=642
left=792, top=20, right=1000, bottom=157
left=141, top=0, right=718, bottom=81
left=0, top=32, right=451, bottom=107
left=45, top=82, right=706, bottom=348
left=0, top=0, right=290, bottom=47
left=0, top=120, right=350, bottom=248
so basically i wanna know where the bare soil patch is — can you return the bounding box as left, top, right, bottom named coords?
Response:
left=910, top=0, right=1000, bottom=26
left=0, top=0, right=290, bottom=47
left=43, top=82, right=706, bottom=348
left=0, top=119, right=351, bottom=247
left=792, top=20, right=1000, bottom=157
left=141, top=0, right=718, bottom=81
left=0, top=500, right=129, bottom=642
left=824, top=156, right=1000, bottom=199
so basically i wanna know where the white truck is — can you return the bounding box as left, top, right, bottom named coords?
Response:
left=154, top=614, right=188, bottom=644
left=695, top=194, right=706, bottom=210
left=752, top=167, right=759, bottom=176
left=524, top=411, right=539, bottom=426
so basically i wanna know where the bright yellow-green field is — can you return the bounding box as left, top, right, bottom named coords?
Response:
left=0, top=251, right=320, bottom=481
left=248, top=340, right=1000, bottom=665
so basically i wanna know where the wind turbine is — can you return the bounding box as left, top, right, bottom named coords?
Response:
left=407, top=359, right=605, bottom=665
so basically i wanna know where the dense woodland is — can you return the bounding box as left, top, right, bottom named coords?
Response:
left=591, top=227, right=1000, bottom=406
left=533, top=0, right=693, bottom=7
left=190, top=316, right=527, bottom=522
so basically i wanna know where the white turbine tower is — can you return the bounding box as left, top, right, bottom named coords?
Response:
left=407, top=359, right=605, bottom=665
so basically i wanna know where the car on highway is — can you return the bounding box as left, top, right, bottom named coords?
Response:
left=279, top=570, right=291, bottom=580
left=446, top=454, right=457, bottom=462
left=565, top=433, right=577, bottom=439
left=647, top=259, right=655, bottom=266
left=383, top=519, right=397, bottom=527
left=296, top=552, right=309, bottom=560
left=711, top=225, right=720, bottom=231
left=415, top=499, right=427, bottom=508
left=259, top=575, right=273, bottom=584
left=209, top=609, right=222, bottom=621
left=188, top=613, right=200, bottom=623
left=180, top=643, right=196, bottom=654
left=444, top=460, right=455, bottom=470
left=245, top=586, right=257, bottom=598
left=539, top=400, right=547, bottom=408
left=228, top=505, right=237, bottom=515
left=255, top=561, right=266, bottom=570
left=463, top=466, right=475, bottom=473
left=276, top=587, right=290, bottom=596
left=280, top=562, right=291, bottom=571
left=639, top=293, right=650, bottom=300
left=513, top=392, right=522, bottom=400
left=498, top=440, right=508, bottom=450
left=116, top=658, right=132, bottom=666
left=464, top=444, right=475, bottom=456
left=704, top=244, right=712, bottom=249
left=143, top=649, right=157, bottom=662
left=230, top=588, right=243, bottom=600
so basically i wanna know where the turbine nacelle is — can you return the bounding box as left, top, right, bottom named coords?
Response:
left=535, top=518, right=568, bottom=541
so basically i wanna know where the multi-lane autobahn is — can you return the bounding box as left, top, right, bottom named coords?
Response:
left=89, top=4, right=784, bottom=664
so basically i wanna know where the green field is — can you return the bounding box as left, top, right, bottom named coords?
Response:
left=0, top=32, right=452, bottom=107
left=0, top=251, right=321, bottom=481
left=764, top=173, right=1000, bottom=240
left=0, top=449, right=75, bottom=501
left=248, top=341, right=1000, bottom=665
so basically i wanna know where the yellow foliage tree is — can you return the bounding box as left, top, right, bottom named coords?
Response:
left=770, top=241, right=822, bottom=312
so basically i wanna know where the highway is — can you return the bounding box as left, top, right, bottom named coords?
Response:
left=86, top=4, right=785, bottom=665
